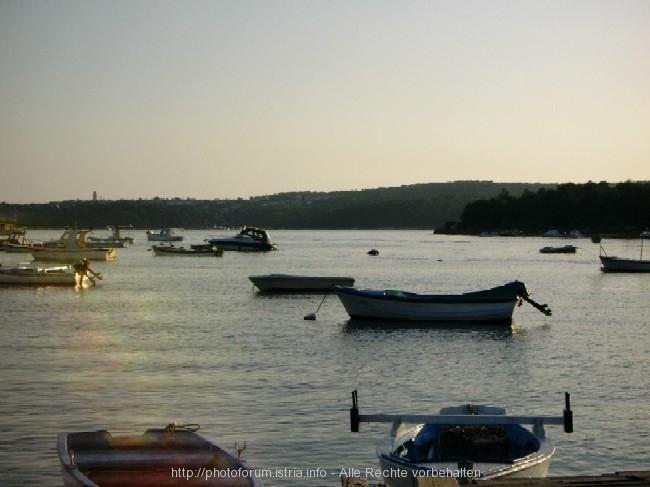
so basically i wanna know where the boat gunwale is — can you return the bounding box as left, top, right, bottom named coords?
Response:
left=333, top=282, right=527, bottom=305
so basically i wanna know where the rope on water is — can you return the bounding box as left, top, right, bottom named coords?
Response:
left=304, top=292, right=329, bottom=320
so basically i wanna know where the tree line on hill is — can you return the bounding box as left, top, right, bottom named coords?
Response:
left=1, top=180, right=647, bottom=234
left=457, top=180, right=650, bottom=235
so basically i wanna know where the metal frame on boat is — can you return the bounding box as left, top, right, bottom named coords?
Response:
left=349, top=390, right=573, bottom=486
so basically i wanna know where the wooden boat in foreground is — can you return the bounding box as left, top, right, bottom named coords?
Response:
left=58, top=423, right=262, bottom=487
left=350, top=390, right=573, bottom=486
left=0, top=262, right=77, bottom=286
left=249, top=274, right=355, bottom=291
left=333, top=281, right=551, bottom=322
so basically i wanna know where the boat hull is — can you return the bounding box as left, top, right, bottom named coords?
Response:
left=86, top=240, right=129, bottom=248
left=333, top=282, right=527, bottom=322
left=600, top=255, right=650, bottom=272
left=30, top=247, right=115, bottom=262
left=4, top=243, right=44, bottom=253
left=249, top=274, right=355, bottom=291
left=147, top=235, right=183, bottom=242
left=0, top=264, right=77, bottom=286
left=151, top=246, right=223, bottom=256
left=377, top=445, right=553, bottom=486
left=208, top=239, right=276, bottom=252
left=540, top=245, right=577, bottom=254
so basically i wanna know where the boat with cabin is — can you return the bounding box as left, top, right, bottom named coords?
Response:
left=87, top=225, right=134, bottom=248
left=2, top=230, right=44, bottom=253
left=208, top=226, right=277, bottom=252
left=29, top=229, right=116, bottom=261
left=146, top=228, right=184, bottom=242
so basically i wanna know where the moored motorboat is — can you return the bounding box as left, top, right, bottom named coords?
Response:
left=57, top=423, right=262, bottom=487
left=0, top=261, right=77, bottom=286
left=29, top=229, right=116, bottom=262
left=598, top=235, right=650, bottom=272
left=87, top=225, right=134, bottom=248
left=349, top=390, right=573, bottom=486
left=208, top=226, right=277, bottom=252
left=150, top=244, right=224, bottom=256
left=2, top=230, right=44, bottom=253
left=146, top=228, right=184, bottom=242
left=249, top=274, right=355, bottom=292
left=599, top=255, right=650, bottom=273
left=333, top=281, right=551, bottom=322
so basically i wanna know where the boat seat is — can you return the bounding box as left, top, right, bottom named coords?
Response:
left=67, top=431, right=112, bottom=451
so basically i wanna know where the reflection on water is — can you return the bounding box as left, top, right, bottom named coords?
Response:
left=1, top=230, right=649, bottom=486
left=341, top=319, right=515, bottom=336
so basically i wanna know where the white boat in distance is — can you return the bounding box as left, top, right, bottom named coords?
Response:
left=208, top=226, right=277, bottom=252
left=0, top=262, right=77, bottom=286
left=87, top=225, right=134, bottom=248
left=333, top=281, right=551, bottom=322
left=2, top=230, right=44, bottom=253
left=249, top=274, right=355, bottom=291
left=146, top=228, right=183, bottom=242
left=58, top=423, right=262, bottom=487
left=350, top=390, right=574, bottom=486
left=29, top=229, right=116, bottom=262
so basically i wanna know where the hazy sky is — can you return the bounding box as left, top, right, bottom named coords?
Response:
left=2, top=1, right=649, bottom=203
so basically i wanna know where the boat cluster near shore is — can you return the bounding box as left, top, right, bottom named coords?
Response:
left=1, top=222, right=648, bottom=485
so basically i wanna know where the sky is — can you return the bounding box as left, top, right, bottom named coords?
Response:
left=1, top=1, right=649, bottom=204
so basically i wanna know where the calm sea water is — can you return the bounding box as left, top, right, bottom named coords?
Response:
left=1, top=230, right=649, bottom=486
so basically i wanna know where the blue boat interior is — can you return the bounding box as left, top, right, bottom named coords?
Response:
left=393, top=424, right=540, bottom=463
